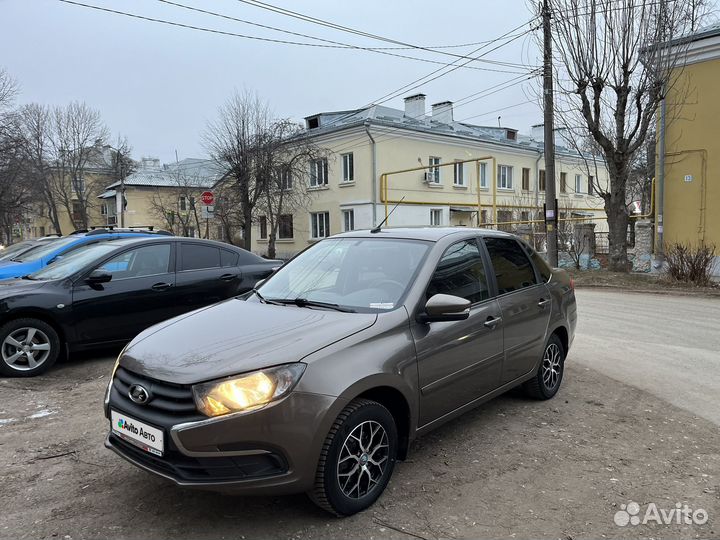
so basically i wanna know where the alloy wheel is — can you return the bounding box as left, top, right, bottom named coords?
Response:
left=541, top=342, right=562, bottom=390
left=1, top=327, right=52, bottom=372
left=336, top=420, right=389, bottom=499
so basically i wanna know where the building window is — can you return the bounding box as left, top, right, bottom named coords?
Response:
left=179, top=195, right=189, bottom=212
left=341, top=153, right=354, bottom=183
left=453, top=160, right=465, bottom=186
left=497, top=165, right=513, bottom=190
left=73, top=176, right=85, bottom=194
left=497, top=209, right=513, bottom=232
left=522, top=168, right=530, bottom=191
left=310, top=158, right=328, bottom=187
left=560, top=172, right=567, bottom=193
left=100, top=203, right=108, bottom=216
left=280, top=168, right=293, bottom=190
left=481, top=209, right=488, bottom=224
left=429, top=156, right=441, bottom=184
left=588, top=175, right=595, bottom=195
left=539, top=170, right=546, bottom=191
left=311, top=212, right=330, bottom=239
left=521, top=210, right=530, bottom=222
left=259, top=216, right=267, bottom=239
left=71, top=202, right=82, bottom=225
left=480, top=162, right=488, bottom=188
left=575, top=174, right=583, bottom=194
left=279, top=214, right=293, bottom=239
left=430, top=209, right=442, bottom=226
left=342, top=209, right=355, bottom=232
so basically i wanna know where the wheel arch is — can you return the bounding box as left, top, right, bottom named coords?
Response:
left=0, top=310, right=67, bottom=346
left=550, top=324, right=569, bottom=354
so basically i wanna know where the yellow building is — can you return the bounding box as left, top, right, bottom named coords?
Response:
left=658, top=24, right=720, bottom=273
left=252, top=94, right=608, bottom=259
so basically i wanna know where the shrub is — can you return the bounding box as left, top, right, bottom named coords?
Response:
left=664, top=242, right=716, bottom=286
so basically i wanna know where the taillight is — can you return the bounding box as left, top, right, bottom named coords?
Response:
left=569, top=276, right=575, bottom=290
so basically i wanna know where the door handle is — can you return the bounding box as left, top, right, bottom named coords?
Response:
left=219, top=273, right=237, bottom=281
left=538, top=298, right=551, bottom=308
left=151, top=282, right=172, bottom=291
left=484, top=316, right=502, bottom=328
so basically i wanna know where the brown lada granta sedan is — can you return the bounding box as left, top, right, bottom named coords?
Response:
left=105, top=227, right=576, bottom=515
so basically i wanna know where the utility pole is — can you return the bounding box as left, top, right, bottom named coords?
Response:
left=542, top=0, right=558, bottom=266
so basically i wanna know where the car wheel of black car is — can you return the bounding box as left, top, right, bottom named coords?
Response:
left=310, top=398, right=398, bottom=516
left=523, top=333, right=565, bottom=400
left=0, top=318, right=61, bottom=377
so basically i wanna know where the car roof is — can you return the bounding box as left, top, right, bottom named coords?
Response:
left=333, top=226, right=518, bottom=242
left=84, top=236, right=257, bottom=253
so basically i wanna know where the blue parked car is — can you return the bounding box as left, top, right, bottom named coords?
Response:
left=0, top=228, right=172, bottom=280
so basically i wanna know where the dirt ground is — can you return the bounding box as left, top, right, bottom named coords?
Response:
left=570, top=269, right=720, bottom=297
left=1, top=347, right=718, bottom=540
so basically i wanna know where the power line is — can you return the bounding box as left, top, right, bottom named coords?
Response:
left=155, top=0, right=534, bottom=71
left=57, top=0, right=532, bottom=75
left=233, top=0, right=538, bottom=68
left=457, top=100, right=536, bottom=122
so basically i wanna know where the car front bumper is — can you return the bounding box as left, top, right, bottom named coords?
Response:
left=106, top=389, right=343, bottom=495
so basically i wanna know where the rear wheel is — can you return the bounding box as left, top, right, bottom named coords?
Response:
left=0, top=318, right=61, bottom=377
left=523, top=333, right=565, bottom=400
left=309, top=398, right=398, bottom=516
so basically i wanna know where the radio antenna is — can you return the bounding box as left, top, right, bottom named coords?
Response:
left=371, top=196, right=405, bottom=233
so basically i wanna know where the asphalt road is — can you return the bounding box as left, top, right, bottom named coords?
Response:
left=572, top=289, right=720, bottom=426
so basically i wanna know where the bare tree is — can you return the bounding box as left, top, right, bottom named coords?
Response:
left=49, top=102, right=109, bottom=230
left=148, top=167, right=207, bottom=237
left=545, top=0, right=710, bottom=271
left=204, top=91, right=277, bottom=251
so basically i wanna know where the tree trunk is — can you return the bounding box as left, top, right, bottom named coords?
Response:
left=605, top=195, right=630, bottom=271
left=268, top=232, right=276, bottom=259
left=241, top=195, right=252, bottom=251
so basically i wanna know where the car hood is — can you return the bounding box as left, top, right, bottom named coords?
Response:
left=121, top=299, right=378, bottom=385
left=0, top=278, right=47, bottom=295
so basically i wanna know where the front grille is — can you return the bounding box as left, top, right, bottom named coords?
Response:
left=111, top=367, right=204, bottom=426
left=109, top=434, right=287, bottom=482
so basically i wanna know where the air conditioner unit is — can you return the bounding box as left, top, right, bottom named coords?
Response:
left=423, top=171, right=437, bottom=183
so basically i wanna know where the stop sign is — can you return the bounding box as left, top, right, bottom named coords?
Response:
left=201, top=191, right=214, bottom=205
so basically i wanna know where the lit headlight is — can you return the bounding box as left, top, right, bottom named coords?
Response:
left=192, top=364, right=306, bottom=417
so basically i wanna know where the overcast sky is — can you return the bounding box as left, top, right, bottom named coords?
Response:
left=0, top=0, right=700, bottom=163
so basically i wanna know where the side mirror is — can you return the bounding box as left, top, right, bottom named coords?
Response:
left=419, top=294, right=471, bottom=323
left=86, top=269, right=112, bottom=285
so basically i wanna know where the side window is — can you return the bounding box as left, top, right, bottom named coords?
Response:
left=180, top=244, right=221, bottom=271
left=97, top=244, right=171, bottom=279
left=426, top=240, right=490, bottom=303
left=221, top=249, right=239, bottom=267
left=484, top=237, right=538, bottom=294
left=523, top=242, right=552, bottom=282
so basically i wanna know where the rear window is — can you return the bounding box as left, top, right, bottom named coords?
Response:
left=524, top=243, right=552, bottom=282
left=180, top=244, right=221, bottom=271
left=221, top=249, right=239, bottom=267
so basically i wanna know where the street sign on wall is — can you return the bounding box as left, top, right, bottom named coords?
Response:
left=201, top=191, right=214, bottom=205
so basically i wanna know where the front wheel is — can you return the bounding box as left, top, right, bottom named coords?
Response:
left=0, top=318, right=61, bottom=377
left=309, top=398, right=398, bottom=516
left=523, top=333, right=565, bottom=400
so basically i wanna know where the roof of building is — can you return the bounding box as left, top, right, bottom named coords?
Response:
left=105, top=157, right=224, bottom=189
left=303, top=102, right=582, bottom=157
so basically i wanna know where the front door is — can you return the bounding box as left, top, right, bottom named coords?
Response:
left=482, top=237, right=552, bottom=383
left=412, top=239, right=504, bottom=427
left=71, top=243, right=176, bottom=345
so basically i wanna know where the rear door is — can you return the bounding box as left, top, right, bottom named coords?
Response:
left=481, top=236, right=552, bottom=383
left=412, top=238, right=504, bottom=426
left=71, top=243, right=176, bottom=345
left=174, top=242, right=242, bottom=312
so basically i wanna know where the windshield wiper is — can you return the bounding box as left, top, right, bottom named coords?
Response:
left=269, top=297, right=355, bottom=313
left=251, top=288, right=283, bottom=306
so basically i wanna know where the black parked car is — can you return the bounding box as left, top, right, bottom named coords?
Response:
left=0, top=237, right=281, bottom=377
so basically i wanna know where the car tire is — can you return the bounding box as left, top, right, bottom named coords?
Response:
left=0, top=318, right=61, bottom=377
left=523, top=333, right=565, bottom=400
left=309, top=398, right=398, bottom=516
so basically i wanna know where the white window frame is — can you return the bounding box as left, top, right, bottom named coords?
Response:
left=179, top=195, right=189, bottom=212
left=310, top=211, right=330, bottom=239
left=341, top=153, right=354, bottom=183
left=575, top=174, right=583, bottom=194
left=480, top=162, right=488, bottom=188
left=430, top=208, right=443, bottom=226
left=453, top=160, right=465, bottom=186
left=310, top=158, right=328, bottom=187
left=280, top=169, right=293, bottom=191
left=342, top=209, right=355, bottom=232
left=429, top=156, right=441, bottom=184
left=497, top=165, right=513, bottom=190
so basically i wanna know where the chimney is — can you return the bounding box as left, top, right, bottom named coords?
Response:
left=404, top=93, right=426, bottom=120
left=431, top=101, right=453, bottom=124
left=531, top=124, right=544, bottom=142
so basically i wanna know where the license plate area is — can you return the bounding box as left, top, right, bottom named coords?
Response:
left=111, top=410, right=164, bottom=457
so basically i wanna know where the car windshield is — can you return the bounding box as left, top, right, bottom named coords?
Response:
left=258, top=237, right=431, bottom=313
left=11, top=236, right=80, bottom=262
left=29, top=243, right=119, bottom=280
left=0, top=242, right=34, bottom=261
